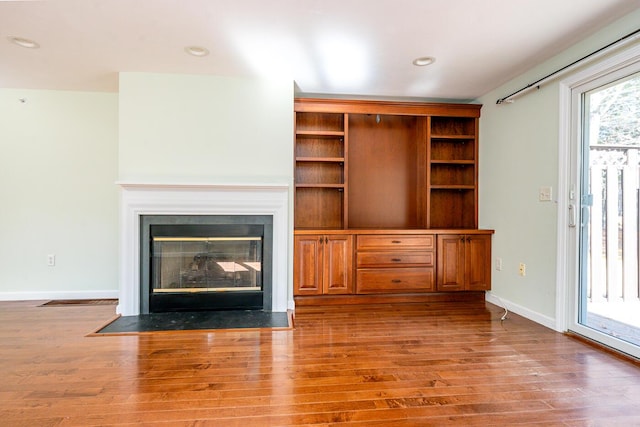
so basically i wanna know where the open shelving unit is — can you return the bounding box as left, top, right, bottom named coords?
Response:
left=295, top=100, right=481, bottom=230
left=427, top=116, right=478, bottom=229
left=294, top=111, right=347, bottom=229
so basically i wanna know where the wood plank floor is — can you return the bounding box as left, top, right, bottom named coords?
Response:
left=1, top=300, right=639, bottom=426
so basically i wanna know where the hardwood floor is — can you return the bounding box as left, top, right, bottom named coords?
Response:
left=1, top=300, right=639, bottom=426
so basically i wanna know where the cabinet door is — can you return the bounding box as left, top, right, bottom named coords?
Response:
left=436, top=235, right=466, bottom=291
left=465, top=234, right=491, bottom=290
left=294, top=235, right=323, bottom=296
left=323, top=235, right=353, bottom=294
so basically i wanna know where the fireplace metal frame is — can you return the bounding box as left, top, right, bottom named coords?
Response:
left=140, top=214, right=273, bottom=314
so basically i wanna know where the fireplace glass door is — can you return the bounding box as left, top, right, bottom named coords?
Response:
left=152, top=237, right=262, bottom=293
left=147, top=222, right=266, bottom=312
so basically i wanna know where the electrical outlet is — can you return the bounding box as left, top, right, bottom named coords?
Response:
left=496, top=257, right=503, bottom=271
left=518, top=262, right=526, bottom=276
left=47, top=254, right=56, bottom=267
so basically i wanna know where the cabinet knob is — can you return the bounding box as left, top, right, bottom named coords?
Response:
left=466, top=236, right=471, bottom=242
left=391, top=240, right=401, bottom=244
left=391, top=258, right=402, bottom=262
left=391, top=279, right=402, bottom=284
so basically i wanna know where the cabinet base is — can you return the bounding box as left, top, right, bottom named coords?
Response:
left=294, top=291, right=485, bottom=307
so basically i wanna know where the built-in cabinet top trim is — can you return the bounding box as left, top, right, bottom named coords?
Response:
left=295, top=98, right=482, bottom=117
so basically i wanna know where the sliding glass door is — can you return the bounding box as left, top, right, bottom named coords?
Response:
left=570, top=65, right=640, bottom=358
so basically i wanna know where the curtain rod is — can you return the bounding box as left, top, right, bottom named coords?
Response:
left=496, top=27, right=640, bottom=105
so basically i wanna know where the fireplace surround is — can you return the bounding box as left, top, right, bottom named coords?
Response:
left=117, top=183, right=290, bottom=316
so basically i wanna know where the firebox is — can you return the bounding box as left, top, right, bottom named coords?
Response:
left=139, top=215, right=273, bottom=313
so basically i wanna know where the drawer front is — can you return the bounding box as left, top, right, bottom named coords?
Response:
left=356, top=251, right=434, bottom=268
left=357, top=234, right=434, bottom=250
left=356, top=268, right=434, bottom=293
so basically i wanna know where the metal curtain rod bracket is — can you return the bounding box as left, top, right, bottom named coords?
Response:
left=496, top=27, right=640, bottom=105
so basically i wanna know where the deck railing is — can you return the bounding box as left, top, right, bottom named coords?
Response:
left=588, top=144, right=640, bottom=304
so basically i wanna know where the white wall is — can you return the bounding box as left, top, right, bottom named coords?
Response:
left=118, top=72, right=294, bottom=184
left=478, top=9, right=640, bottom=328
left=0, top=73, right=294, bottom=302
left=0, top=89, right=119, bottom=299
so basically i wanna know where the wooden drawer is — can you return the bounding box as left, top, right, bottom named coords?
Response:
left=357, top=234, right=434, bottom=250
left=356, top=251, right=434, bottom=268
left=356, top=268, right=434, bottom=293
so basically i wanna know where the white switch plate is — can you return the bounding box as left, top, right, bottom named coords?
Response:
left=539, top=186, right=552, bottom=201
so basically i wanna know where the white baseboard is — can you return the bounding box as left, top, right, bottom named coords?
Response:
left=0, top=290, right=119, bottom=302
left=485, top=292, right=557, bottom=331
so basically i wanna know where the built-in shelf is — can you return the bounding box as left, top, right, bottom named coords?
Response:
left=431, top=134, right=475, bottom=139
left=430, top=160, right=475, bottom=165
left=294, top=99, right=481, bottom=230
left=296, top=130, right=345, bottom=137
left=430, top=185, right=476, bottom=190
left=296, top=157, right=345, bottom=163
left=296, top=184, right=345, bottom=189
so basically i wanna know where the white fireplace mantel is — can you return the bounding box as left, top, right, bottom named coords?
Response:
left=117, top=182, right=291, bottom=316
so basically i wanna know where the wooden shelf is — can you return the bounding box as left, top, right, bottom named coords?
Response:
left=296, top=184, right=345, bottom=189
left=431, top=134, right=475, bottom=139
left=430, top=159, right=475, bottom=165
left=430, top=185, right=475, bottom=190
left=296, top=157, right=345, bottom=163
left=296, top=130, right=345, bottom=137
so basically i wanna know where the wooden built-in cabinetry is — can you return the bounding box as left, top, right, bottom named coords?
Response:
left=437, top=234, right=492, bottom=291
left=294, top=98, right=494, bottom=304
left=293, top=234, right=353, bottom=296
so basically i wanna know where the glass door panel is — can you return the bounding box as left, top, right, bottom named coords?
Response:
left=152, top=237, right=262, bottom=293
left=578, top=71, right=640, bottom=352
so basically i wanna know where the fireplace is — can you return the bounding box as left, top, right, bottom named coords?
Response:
left=117, top=183, right=290, bottom=316
left=140, top=215, right=272, bottom=313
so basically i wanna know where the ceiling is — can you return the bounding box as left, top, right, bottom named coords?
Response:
left=1, top=0, right=639, bottom=101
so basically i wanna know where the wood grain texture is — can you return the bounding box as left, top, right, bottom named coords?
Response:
left=1, top=300, right=639, bottom=426
left=348, top=113, right=420, bottom=229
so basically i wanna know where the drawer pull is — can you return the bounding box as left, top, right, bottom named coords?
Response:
left=391, top=258, right=402, bottom=262
left=391, top=279, right=402, bottom=283
left=391, top=240, right=402, bottom=244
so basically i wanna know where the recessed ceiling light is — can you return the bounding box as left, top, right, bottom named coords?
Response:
left=412, top=56, right=435, bottom=66
left=184, top=46, right=209, bottom=57
left=8, top=36, right=40, bottom=49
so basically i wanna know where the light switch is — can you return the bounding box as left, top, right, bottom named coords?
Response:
left=539, top=186, right=552, bottom=201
